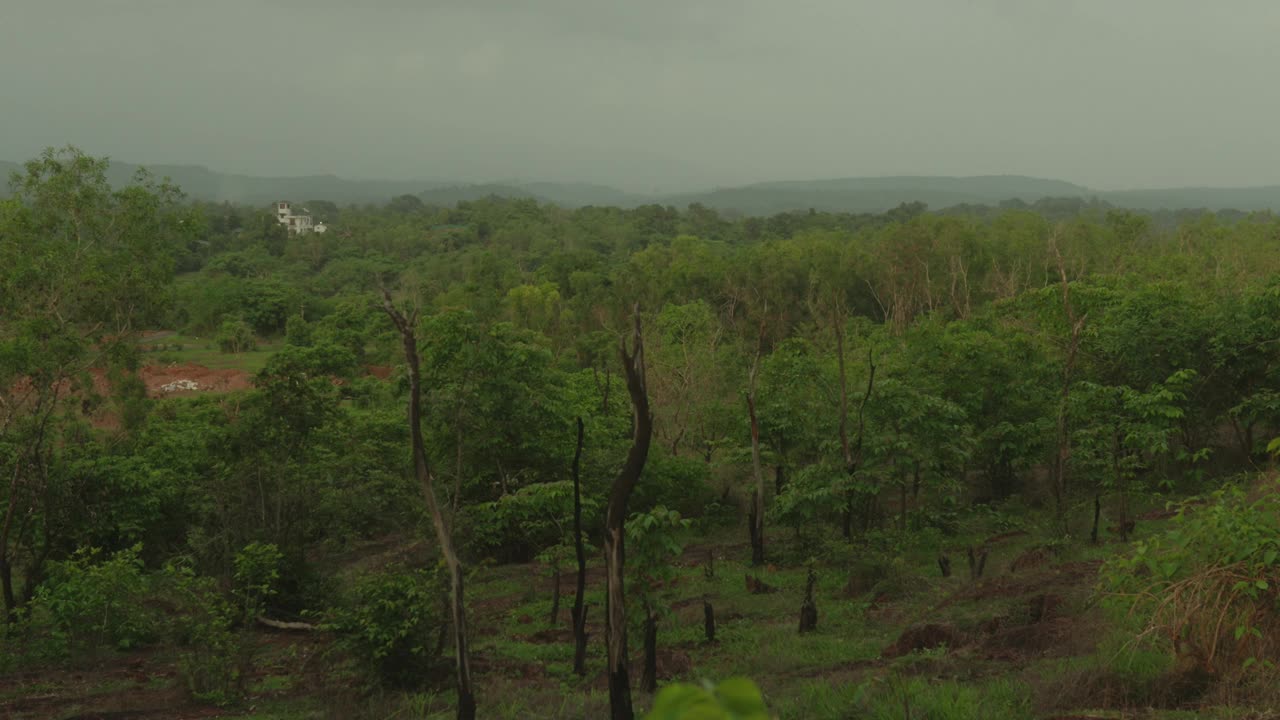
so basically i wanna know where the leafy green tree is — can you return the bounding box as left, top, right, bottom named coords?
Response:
left=216, top=319, right=257, bottom=353
left=1072, top=370, right=1195, bottom=542
left=862, top=378, right=972, bottom=534
left=627, top=506, right=691, bottom=694
left=0, top=147, right=184, bottom=620
left=417, top=310, right=570, bottom=512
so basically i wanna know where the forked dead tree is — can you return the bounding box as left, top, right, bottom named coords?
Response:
left=381, top=290, right=476, bottom=720
left=604, top=310, right=653, bottom=720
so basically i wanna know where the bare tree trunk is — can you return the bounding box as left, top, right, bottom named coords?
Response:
left=746, top=321, right=767, bottom=565
left=899, top=482, right=908, bottom=534
left=798, top=566, right=818, bottom=633
left=0, top=459, right=20, bottom=622
left=1090, top=494, right=1101, bottom=545
left=641, top=605, right=658, bottom=694
left=605, top=311, right=652, bottom=720
left=549, top=564, right=561, bottom=627
left=0, top=557, right=14, bottom=623
left=703, top=598, right=716, bottom=642
left=967, top=546, right=989, bottom=581
left=381, top=290, right=476, bottom=720
left=570, top=417, right=589, bottom=676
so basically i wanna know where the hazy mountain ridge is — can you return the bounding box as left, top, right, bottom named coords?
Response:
left=4, top=159, right=1280, bottom=214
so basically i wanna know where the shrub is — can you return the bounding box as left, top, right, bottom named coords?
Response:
left=645, top=677, right=769, bottom=720
left=216, top=318, right=256, bottom=354
left=1101, top=479, right=1280, bottom=682
left=158, top=559, right=244, bottom=706
left=26, top=544, right=155, bottom=657
left=233, top=541, right=283, bottom=622
left=285, top=313, right=313, bottom=347
left=326, top=566, right=448, bottom=689
left=462, top=480, right=600, bottom=563
left=633, top=453, right=715, bottom=518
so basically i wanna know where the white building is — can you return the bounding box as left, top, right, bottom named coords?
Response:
left=275, top=201, right=314, bottom=234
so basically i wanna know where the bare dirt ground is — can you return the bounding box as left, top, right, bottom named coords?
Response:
left=134, top=364, right=255, bottom=396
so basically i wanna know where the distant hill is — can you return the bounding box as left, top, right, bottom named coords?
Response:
left=1100, top=186, right=1280, bottom=212
left=419, top=183, right=545, bottom=205
left=4, top=157, right=1280, bottom=214
left=663, top=175, right=1096, bottom=215
left=518, top=181, right=647, bottom=208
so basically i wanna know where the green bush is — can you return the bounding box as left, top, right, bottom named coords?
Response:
left=233, top=541, right=283, bottom=622
left=462, top=480, right=599, bottom=563
left=1101, top=479, right=1280, bottom=680
left=284, top=313, right=313, bottom=347
left=216, top=318, right=256, bottom=353
left=27, top=544, right=155, bottom=657
left=326, top=566, right=448, bottom=689
left=633, top=453, right=715, bottom=518
left=645, top=677, right=769, bottom=719
left=158, top=560, right=244, bottom=706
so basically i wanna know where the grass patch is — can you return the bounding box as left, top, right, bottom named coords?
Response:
left=138, top=332, right=283, bottom=372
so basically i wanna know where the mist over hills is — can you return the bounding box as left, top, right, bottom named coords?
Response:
left=4, top=158, right=1280, bottom=215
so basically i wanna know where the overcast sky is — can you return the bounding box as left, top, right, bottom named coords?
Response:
left=3, top=0, right=1278, bottom=192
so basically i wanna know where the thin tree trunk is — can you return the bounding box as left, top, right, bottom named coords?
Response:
left=899, top=482, right=908, bottom=534
left=747, top=321, right=766, bottom=566
left=798, top=566, right=818, bottom=633
left=746, top=396, right=765, bottom=566
left=703, top=598, right=716, bottom=642
left=549, top=564, right=561, bottom=627
left=835, top=306, right=852, bottom=539
left=641, top=606, right=658, bottom=694
left=570, top=417, right=589, bottom=676
left=0, top=459, right=21, bottom=621
left=1090, top=494, right=1101, bottom=545
left=0, top=558, right=14, bottom=624
left=381, top=290, right=476, bottom=720
left=605, top=311, right=652, bottom=720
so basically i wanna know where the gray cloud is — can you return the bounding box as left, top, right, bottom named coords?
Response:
left=3, top=0, right=1278, bottom=192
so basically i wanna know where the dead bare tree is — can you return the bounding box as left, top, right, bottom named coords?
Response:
left=570, top=417, right=589, bottom=676
left=381, top=290, right=476, bottom=720
left=604, top=310, right=653, bottom=720
left=746, top=318, right=767, bottom=566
